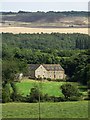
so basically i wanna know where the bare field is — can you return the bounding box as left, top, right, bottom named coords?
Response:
left=0, top=27, right=88, bottom=34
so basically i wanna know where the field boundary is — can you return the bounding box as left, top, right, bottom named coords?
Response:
left=0, top=27, right=88, bottom=34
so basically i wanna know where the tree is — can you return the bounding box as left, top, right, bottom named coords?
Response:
left=28, top=85, right=43, bottom=103
left=2, top=60, right=19, bottom=84
left=61, top=83, right=80, bottom=100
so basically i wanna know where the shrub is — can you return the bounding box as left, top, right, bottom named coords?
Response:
left=53, top=96, right=60, bottom=102
left=60, top=83, right=80, bottom=100
left=47, top=78, right=51, bottom=81
left=10, top=92, right=26, bottom=102
left=56, top=79, right=66, bottom=82
left=59, top=97, right=67, bottom=102
left=68, top=96, right=80, bottom=101
left=44, top=94, right=50, bottom=101
left=28, top=86, right=44, bottom=103
left=2, top=84, right=11, bottom=103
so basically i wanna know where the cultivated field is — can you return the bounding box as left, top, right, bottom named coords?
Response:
left=0, top=27, right=88, bottom=34
left=2, top=101, right=88, bottom=118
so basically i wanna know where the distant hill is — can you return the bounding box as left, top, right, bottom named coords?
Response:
left=1, top=11, right=89, bottom=28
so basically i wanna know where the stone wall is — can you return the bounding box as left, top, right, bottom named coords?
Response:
left=35, top=65, right=65, bottom=79
left=35, top=65, right=47, bottom=78
left=48, top=70, right=65, bottom=79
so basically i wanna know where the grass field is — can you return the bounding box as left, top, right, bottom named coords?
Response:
left=2, top=101, right=88, bottom=118
left=0, top=27, right=88, bottom=34
left=16, top=79, right=87, bottom=97
left=16, top=79, right=64, bottom=97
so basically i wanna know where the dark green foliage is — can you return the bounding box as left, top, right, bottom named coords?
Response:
left=2, top=58, right=27, bottom=102
left=2, top=33, right=90, bottom=51
left=61, top=83, right=80, bottom=100
left=62, top=50, right=90, bottom=85
left=2, top=60, right=19, bottom=83
left=55, top=79, right=66, bottom=82
left=27, top=86, right=44, bottom=103
left=88, top=80, right=90, bottom=89
left=10, top=92, right=26, bottom=102
left=47, top=78, right=51, bottom=81
left=10, top=82, right=20, bottom=101
left=43, top=94, right=50, bottom=101
left=2, top=83, right=11, bottom=103
left=2, top=82, right=27, bottom=103
left=2, top=59, right=28, bottom=83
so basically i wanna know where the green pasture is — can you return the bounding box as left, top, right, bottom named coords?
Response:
left=2, top=101, right=88, bottom=118
left=16, top=79, right=88, bottom=97
left=16, top=79, right=64, bottom=97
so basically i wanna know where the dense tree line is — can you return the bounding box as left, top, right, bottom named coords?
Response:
left=2, top=33, right=90, bottom=50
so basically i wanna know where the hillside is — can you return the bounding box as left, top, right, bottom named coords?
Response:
left=1, top=11, right=89, bottom=28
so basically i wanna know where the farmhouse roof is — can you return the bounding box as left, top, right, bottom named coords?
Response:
left=29, top=64, right=64, bottom=71
left=42, top=64, right=64, bottom=71
left=28, top=64, right=40, bottom=70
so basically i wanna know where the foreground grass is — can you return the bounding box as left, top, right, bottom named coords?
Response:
left=2, top=101, right=88, bottom=118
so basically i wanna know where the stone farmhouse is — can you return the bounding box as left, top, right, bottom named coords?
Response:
left=28, top=64, right=65, bottom=80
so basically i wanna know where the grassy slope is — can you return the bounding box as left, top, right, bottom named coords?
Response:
left=2, top=101, right=88, bottom=118
left=16, top=79, right=87, bottom=97
left=16, top=79, right=64, bottom=97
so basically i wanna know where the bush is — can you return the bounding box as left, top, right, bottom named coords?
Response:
left=44, top=94, right=50, bottom=101
left=10, top=92, right=26, bottom=102
left=61, top=83, right=80, bottom=100
left=44, top=95, right=60, bottom=102
left=28, top=86, right=44, bottom=103
left=53, top=96, right=60, bottom=102
left=47, top=78, right=51, bottom=81
left=59, top=97, right=67, bottom=102
left=2, top=84, right=11, bottom=103
left=68, top=96, right=80, bottom=101
left=56, top=79, right=66, bottom=82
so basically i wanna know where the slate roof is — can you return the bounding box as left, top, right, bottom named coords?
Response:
left=29, top=64, right=64, bottom=71
left=43, top=64, right=64, bottom=71
left=28, top=64, right=40, bottom=70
